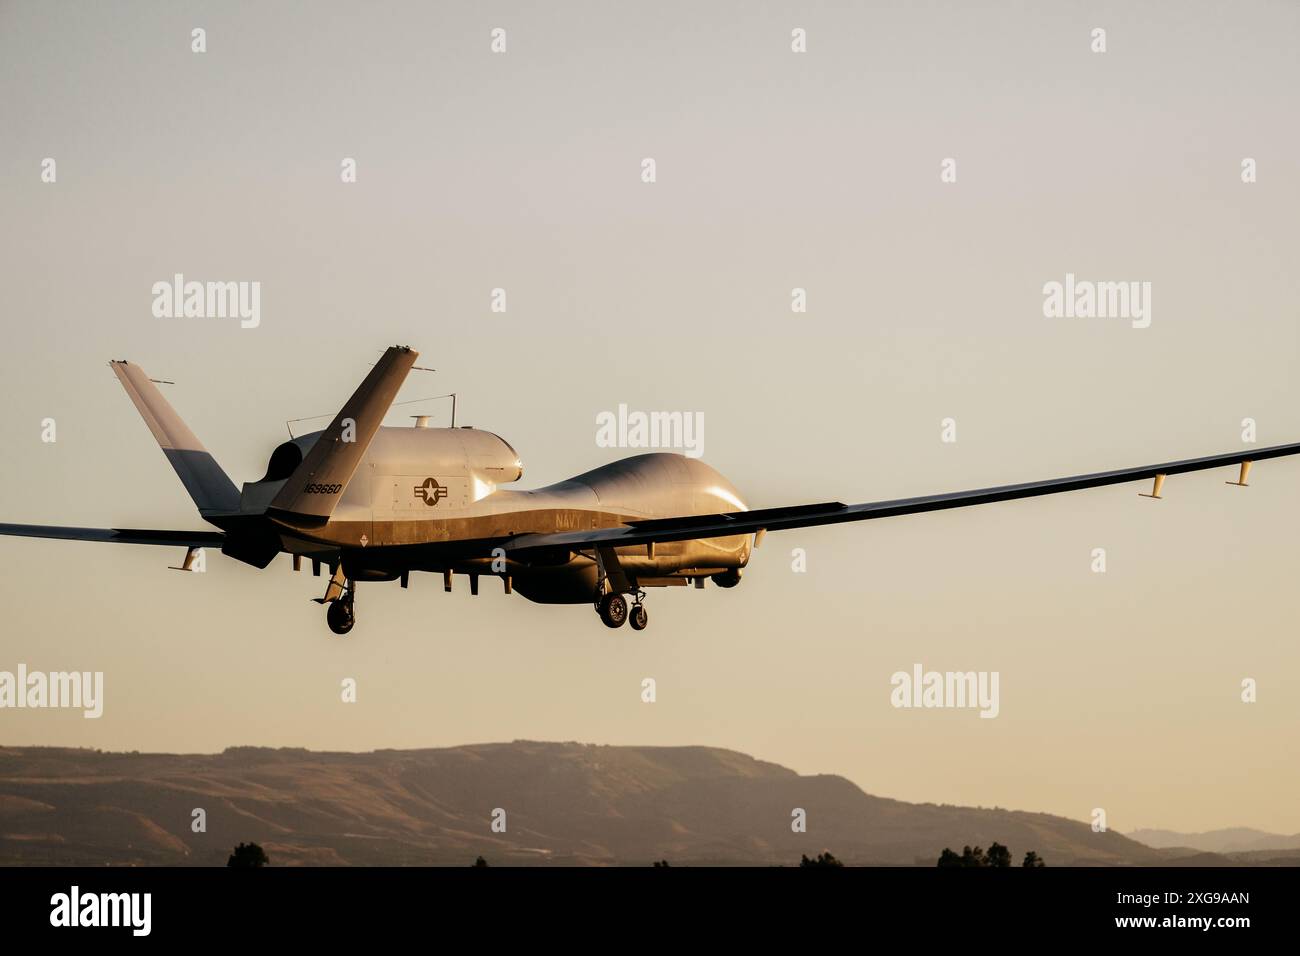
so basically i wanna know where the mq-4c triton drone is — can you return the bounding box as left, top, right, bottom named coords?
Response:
left=2, top=346, right=1297, bottom=635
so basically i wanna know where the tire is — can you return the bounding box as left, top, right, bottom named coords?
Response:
left=327, top=600, right=354, bottom=635
left=629, top=604, right=648, bottom=631
left=599, top=593, right=628, bottom=628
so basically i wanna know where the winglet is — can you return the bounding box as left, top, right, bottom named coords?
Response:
left=270, top=346, right=418, bottom=522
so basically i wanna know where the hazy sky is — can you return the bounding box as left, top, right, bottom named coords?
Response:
left=2, top=1, right=1298, bottom=835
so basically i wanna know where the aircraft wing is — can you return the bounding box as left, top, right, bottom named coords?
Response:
left=504, top=441, right=1300, bottom=553
left=0, top=524, right=224, bottom=547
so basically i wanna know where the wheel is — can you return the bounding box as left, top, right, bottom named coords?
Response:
left=598, top=593, right=628, bottom=628
left=629, top=604, right=648, bottom=631
left=327, top=600, right=354, bottom=635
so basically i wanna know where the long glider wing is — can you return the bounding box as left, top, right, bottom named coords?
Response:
left=0, top=525, right=224, bottom=547
left=504, top=441, right=1300, bottom=554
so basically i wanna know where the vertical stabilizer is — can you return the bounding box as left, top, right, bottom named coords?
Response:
left=109, top=361, right=241, bottom=516
left=269, top=345, right=419, bottom=522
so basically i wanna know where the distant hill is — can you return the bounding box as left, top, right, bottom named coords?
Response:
left=1129, top=827, right=1300, bottom=854
left=0, top=742, right=1184, bottom=866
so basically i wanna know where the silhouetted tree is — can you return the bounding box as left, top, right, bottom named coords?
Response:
left=799, top=851, right=844, bottom=868
left=472, top=856, right=490, bottom=867
left=986, top=842, right=1012, bottom=867
left=227, top=842, right=269, bottom=867
left=937, top=844, right=1047, bottom=867
left=652, top=860, right=671, bottom=868
left=960, top=845, right=987, bottom=867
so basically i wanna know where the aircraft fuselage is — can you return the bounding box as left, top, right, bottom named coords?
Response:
left=233, top=428, right=752, bottom=604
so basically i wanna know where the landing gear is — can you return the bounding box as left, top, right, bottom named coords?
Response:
left=598, top=592, right=628, bottom=629
left=326, top=598, right=354, bottom=635
left=592, top=548, right=648, bottom=630
left=317, top=567, right=356, bottom=635
left=594, top=583, right=648, bottom=631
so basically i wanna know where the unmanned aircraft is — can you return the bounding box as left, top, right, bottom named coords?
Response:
left=2, top=346, right=1296, bottom=634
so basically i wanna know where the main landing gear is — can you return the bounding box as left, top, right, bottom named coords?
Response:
left=596, top=588, right=647, bottom=630
left=598, top=592, right=627, bottom=628
left=592, top=546, right=649, bottom=631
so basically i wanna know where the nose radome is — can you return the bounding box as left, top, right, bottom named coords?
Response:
left=681, top=457, right=748, bottom=512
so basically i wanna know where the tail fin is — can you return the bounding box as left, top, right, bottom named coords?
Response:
left=269, top=345, right=418, bottom=523
left=109, top=360, right=241, bottom=516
